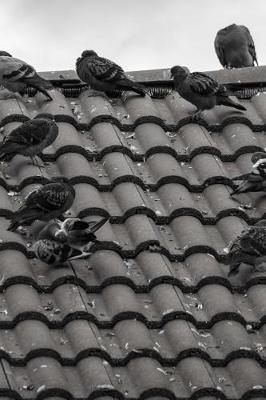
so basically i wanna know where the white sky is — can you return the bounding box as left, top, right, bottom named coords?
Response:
left=1, top=0, right=266, bottom=73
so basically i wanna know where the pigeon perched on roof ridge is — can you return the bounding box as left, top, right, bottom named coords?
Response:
left=32, top=239, right=92, bottom=265
left=0, top=51, right=53, bottom=101
left=76, top=49, right=147, bottom=98
left=231, top=152, right=266, bottom=196
left=170, top=65, right=246, bottom=119
left=7, top=178, right=75, bottom=232
left=215, top=24, right=258, bottom=68
left=228, top=221, right=266, bottom=276
left=0, top=115, right=58, bottom=163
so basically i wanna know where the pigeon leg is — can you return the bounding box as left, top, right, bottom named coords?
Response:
left=228, top=261, right=241, bottom=276
left=230, top=192, right=240, bottom=200
left=29, top=156, right=45, bottom=168
left=121, top=91, right=142, bottom=103
left=253, top=256, right=266, bottom=272
left=230, top=194, right=252, bottom=209
left=121, top=91, right=130, bottom=103
left=31, top=86, right=53, bottom=101
left=190, top=109, right=202, bottom=121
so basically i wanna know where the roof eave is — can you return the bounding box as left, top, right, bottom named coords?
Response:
left=39, top=65, right=266, bottom=86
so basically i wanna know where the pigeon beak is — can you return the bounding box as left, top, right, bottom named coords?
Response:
left=89, top=216, right=109, bottom=233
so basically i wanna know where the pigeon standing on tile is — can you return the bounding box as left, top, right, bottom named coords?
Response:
left=32, top=239, right=92, bottom=265
left=227, top=220, right=266, bottom=276
left=215, top=24, right=258, bottom=68
left=76, top=50, right=146, bottom=97
left=170, top=66, right=246, bottom=118
left=0, top=115, right=58, bottom=164
left=54, top=215, right=109, bottom=245
left=8, top=178, right=75, bottom=232
left=230, top=152, right=266, bottom=196
left=0, top=51, right=53, bottom=100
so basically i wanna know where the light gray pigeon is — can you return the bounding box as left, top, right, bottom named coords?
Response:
left=0, top=51, right=53, bottom=100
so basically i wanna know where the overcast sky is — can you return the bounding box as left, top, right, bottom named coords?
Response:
left=1, top=0, right=266, bottom=73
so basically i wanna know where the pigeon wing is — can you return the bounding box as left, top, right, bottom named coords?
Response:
left=188, top=72, right=220, bottom=96
left=87, top=56, right=126, bottom=82
left=6, top=120, right=45, bottom=146
left=214, top=34, right=226, bottom=67
left=241, top=25, right=258, bottom=65
left=2, top=57, right=36, bottom=82
left=25, top=184, right=69, bottom=211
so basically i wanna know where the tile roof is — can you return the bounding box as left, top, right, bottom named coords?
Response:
left=0, top=66, right=266, bottom=399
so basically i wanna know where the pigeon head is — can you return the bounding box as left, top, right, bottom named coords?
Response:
left=0, top=51, right=12, bottom=57
left=81, top=50, right=98, bottom=58
left=251, top=152, right=266, bottom=172
left=218, top=24, right=237, bottom=35
left=32, top=239, right=55, bottom=263
left=170, top=66, right=189, bottom=82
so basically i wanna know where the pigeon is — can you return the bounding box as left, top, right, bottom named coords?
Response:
left=170, top=65, right=246, bottom=118
left=29, top=219, right=64, bottom=242
left=215, top=24, right=258, bottom=68
left=0, top=51, right=53, bottom=100
left=0, top=114, right=58, bottom=164
left=8, top=178, right=75, bottom=232
left=54, top=215, right=109, bottom=245
left=228, top=220, right=266, bottom=276
left=231, top=152, right=266, bottom=196
left=32, top=239, right=92, bottom=265
left=76, top=50, right=146, bottom=97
